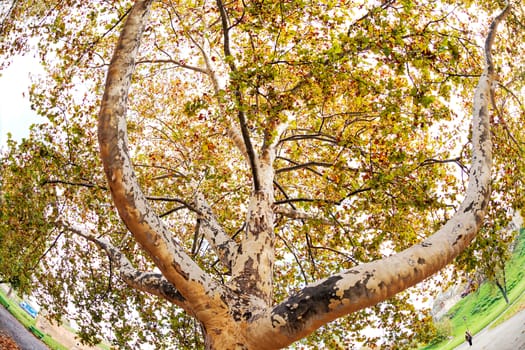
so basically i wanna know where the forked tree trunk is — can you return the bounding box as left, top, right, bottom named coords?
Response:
left=95, top=1, right=512, bottom=349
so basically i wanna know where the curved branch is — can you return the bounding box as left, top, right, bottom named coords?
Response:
left=247, top=5, right=510, bottom=348
left=273, top=197, right=340, bottom=206
left=97, top=0, right=227, bottom=321
left=42, top=179, right=106, bottom=190
left=274, top=186, right=372, bottom=206
left=71, top=4, right=133, bottom=67
left=145, top=196, right=197, bottom=210
left=159, top=205, right=187, bottom=218
left=484, top=4, right=511, bottom=75
left=275, top=233, right=309, bottom=284
left=216, top=0, right=233, bottom=68
left=42, top=179, right=198, bottom=213
left=164, top=1, right=249, bottom=161
left=279, top=133, right=338, bottom=145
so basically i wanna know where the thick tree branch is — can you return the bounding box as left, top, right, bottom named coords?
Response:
left=246, top=5, right=510, bottom=348
left=97, top=0, right=228, bottom=323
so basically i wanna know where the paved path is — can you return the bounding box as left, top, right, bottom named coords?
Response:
left=0, top=305, right=49, bottom=350
left=454, top=308, right=525, bottom=350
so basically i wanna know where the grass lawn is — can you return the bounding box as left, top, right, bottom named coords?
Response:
left=0, top=292, right=36, bottom=329
left=420, top=229, right=525, bottom=350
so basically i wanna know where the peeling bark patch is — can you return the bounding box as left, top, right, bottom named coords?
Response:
left=271, top=272, right=378, bottom=334
left=160, top=281, right=185, bottom=301
left=421, top=241, right=432, bottom=247
left=171, top=261, right=189, bottom=280
left=271, top=275, right=343, bottom=330
left=232, top=311, right=242, bottom=322
left=464, top=201, right=474, bottom=213
left=351, top=272, right=374, bottom=298
left=453, top=234, right=463, bottom=246
left=476, top=196, right=490, bottom=225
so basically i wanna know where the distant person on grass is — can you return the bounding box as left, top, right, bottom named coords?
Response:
left=465, top=330, right=473, bottom=346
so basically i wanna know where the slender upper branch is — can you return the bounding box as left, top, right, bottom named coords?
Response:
left=275, top=161, right=337, bottom=174
left=484, top=3, right=511, bottom=75
left=216, top=0, right=261, bottom=191
left=136, top=58, right=209, bottom=74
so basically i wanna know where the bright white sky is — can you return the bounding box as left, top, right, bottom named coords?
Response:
left=0, top=54, right=44, bottom=149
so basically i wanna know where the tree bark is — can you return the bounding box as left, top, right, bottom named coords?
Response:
left=97, top=0, right=232, bottom=329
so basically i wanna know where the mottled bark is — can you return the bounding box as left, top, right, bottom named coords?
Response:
left=97, top=0, right=230, bottom=329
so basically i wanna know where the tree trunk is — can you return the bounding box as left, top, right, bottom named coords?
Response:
left=495, top=275, right=509, bottom=304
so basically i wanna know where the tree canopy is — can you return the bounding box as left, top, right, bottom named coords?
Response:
left=0, top=0, right=524, bottom=349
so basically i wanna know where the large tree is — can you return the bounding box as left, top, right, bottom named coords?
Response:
left=1, top=0, right=524, bottom=349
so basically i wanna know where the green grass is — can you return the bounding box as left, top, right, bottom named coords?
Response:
left=490, top=286, right=525, bottom=327
left=421, top=230, right=525, bottom=350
